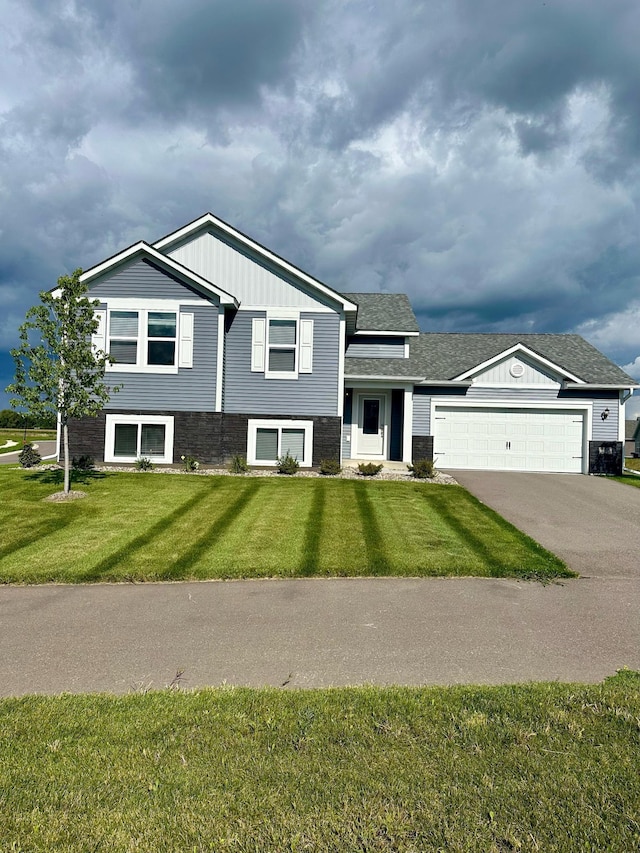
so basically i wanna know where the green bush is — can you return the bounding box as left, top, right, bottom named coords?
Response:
left=180, top=454, right=200, bottom=472
left=319, top=458, right=341, bottom=476
left=357, top=462, right=383, bottom=477
left=277, top=453, right=300, bottom=475
left=135, top=457, right=153, bottom=471
left=72, top=455, right=95, bottom=471
left=229, top=454, right=249, bottom=474
left=18, top=443, right=41, bottom=468
left=408, top=458, right=435, bottom=479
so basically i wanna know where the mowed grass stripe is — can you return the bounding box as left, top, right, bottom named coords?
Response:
left=207, top=478, right=315, bottom=577
left=353, top=480, right=390, bottom=574
left=0, top=469, right=570, bottom=582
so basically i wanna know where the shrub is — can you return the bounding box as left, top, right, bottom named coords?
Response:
left=229, top=454, right=249, bottom=474
left=18, top=443, right=41, bottom=468
left=135, top=457, right=153, bottom=471
left=72, top=455, right=95, bottom=471
left=319, top=458, right=341, bottom=476
left=277, top=453, right=300, bottom=475
left=180, top=454, right=200, bottom=472
left=408, top=458, right=435, bottom=479
left=357, top=462, right=383, bottom=477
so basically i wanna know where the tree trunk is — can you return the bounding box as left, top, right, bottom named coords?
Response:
left=63, top=421, right=70, bottom=494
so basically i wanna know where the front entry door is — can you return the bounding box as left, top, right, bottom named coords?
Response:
left=357, top=395, right=386, bottom=457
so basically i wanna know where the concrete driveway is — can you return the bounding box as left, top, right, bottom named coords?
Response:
left=450, top=471, right=640, bottom=578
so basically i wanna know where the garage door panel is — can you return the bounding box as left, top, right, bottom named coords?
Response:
left=434, top=406, right=585, bottom=473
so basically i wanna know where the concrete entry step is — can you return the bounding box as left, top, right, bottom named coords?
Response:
left=343, top=459, right=408, bottom=472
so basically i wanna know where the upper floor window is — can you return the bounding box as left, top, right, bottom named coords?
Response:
left=251, top=313, right=314, bottom=380
left=268, top=319, right=297, bottom=373
left=147, top=312, right=177, bottom=365
left=93, top=304, right=193, bottom=374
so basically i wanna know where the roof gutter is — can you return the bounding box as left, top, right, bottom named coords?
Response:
left=415, top=380, right=473, bottom=387
left=344, top=374, right=424, bottom=382
left=562, top=382, right=639, bottom=390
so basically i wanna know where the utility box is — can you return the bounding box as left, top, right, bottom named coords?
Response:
left=588, top=441, right=623, bottom=475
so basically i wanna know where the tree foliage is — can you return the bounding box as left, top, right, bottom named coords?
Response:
left=6, top=269, right=114, bottom=493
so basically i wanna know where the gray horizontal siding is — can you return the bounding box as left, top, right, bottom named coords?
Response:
left=412, top=392, right=431, bottom=436
left=224, top=311, right=340, bottom=416
left=345, top=336, right=405, bottom=359
left=592, top=397, right=619, bottom=441
left=90, top=258, right=217, bottom=304
left=412, top=386, right=620, bottom=441
left=106, top=305, right=218, bottom=411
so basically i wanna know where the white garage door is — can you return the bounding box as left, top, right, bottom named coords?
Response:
left=433, top=407, right=585, bottom=473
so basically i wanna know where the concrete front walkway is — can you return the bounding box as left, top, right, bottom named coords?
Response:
left=1, top=575, right=638, bottom=696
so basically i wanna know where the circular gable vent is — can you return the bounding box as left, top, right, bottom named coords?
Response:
left=510, top=361, right=525, bottom=378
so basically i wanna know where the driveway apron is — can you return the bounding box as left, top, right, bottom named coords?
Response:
left=449, top=471, right=640, bottom=578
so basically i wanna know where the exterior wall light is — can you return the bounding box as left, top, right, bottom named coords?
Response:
left=601, top=408, right=610, bottom=421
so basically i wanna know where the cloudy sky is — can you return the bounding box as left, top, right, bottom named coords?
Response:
left=1, top=0, right=639, bottom=413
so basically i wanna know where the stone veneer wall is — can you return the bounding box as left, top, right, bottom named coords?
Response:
left=411, top=435, right=434, bottom=462
left=66, top=411, right=342, bottom=468
left=588, top=440, right=623, bottom=475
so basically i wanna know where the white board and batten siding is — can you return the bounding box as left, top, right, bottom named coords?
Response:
left=167, top=230, right=339, bottom=311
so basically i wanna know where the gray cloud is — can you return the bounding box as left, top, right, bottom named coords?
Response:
left=1, top=0, right=640, bottom=406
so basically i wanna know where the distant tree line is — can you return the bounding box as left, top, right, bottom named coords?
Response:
left=0, top=409, right=56, bottom=429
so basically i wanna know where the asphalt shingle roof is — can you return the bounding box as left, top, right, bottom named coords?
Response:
left=342, top=292, right=420, bottom=333
left=345, top=332, right=637, bottom=386
left=626, top=419, right=640, bottom=440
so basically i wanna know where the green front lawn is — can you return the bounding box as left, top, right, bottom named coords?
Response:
left=0, top=427, right=57, bottom=454
left=625, top=457, right=640, bottom=471
left=614, top=474, right=640, bottom=489
left=0, top=468, right=569, bottom=583
left=1, top=673, right=638, bottom=852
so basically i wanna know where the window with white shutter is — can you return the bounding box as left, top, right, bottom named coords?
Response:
left=178, top=312, right=194, bottom=368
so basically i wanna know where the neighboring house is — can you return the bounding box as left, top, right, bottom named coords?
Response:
left=66, top=213, right=638, bottom=475
left=627, top=418, right=640, bottom=457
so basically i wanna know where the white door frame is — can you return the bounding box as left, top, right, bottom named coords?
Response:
left=354, top=391, right=389, bottom=459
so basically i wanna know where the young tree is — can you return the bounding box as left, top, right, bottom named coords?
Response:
left=6, top=269, right=114, bottom=494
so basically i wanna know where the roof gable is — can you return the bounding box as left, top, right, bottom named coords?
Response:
left=454, top=343, right=582, bottom=384
left=153, top=213, right=357, bottom=312
left=78, top=241, right=238, bottom=306
left=411, top=333, right=638, bottom=387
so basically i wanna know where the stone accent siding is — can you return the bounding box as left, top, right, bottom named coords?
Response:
left=411, top=435, right=434, bottom=462
left=588, top=440, right=623, bottom=475
left=66, top=410, right=342, bottom=468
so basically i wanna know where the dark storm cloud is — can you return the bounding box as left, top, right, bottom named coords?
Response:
left=118, top=0, right=309, bottom=120
left=303, top=0, right=640, bottom=171
left=1, top=0, right=639, bottom=409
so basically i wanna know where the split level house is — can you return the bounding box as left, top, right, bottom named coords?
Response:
left=65, top=212, right=638, bottom=475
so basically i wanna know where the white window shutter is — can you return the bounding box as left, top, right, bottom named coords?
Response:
left=299, top=319, right=314, bottom=373
left=251, top=317, right=266, bottom=372
left=92, top=309, right=106, bottom=355
left=178, top=312, right=194, bottom=368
